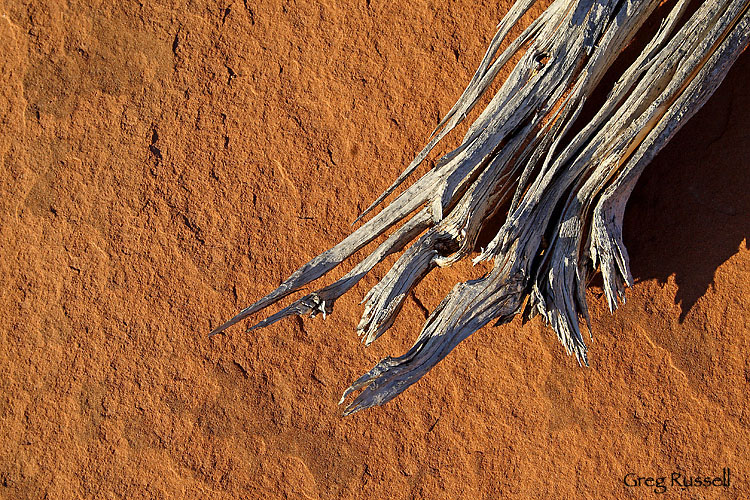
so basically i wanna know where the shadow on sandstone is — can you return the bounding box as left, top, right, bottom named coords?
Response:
left=624, top=49, right=750, bottom=321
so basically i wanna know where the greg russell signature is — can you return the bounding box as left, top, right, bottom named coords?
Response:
left=623, top=468, right=731, bottom=494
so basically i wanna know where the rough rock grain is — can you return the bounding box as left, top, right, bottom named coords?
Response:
left=0, top=1, right=748, bottom=498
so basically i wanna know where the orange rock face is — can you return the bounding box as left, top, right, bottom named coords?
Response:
left=0, top=1, right=748, bottom=498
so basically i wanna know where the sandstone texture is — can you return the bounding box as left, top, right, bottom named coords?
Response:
left=0, top=1, right=748, bottom=498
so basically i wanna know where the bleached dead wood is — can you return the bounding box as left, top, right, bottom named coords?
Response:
left=211, top=0, right=750, bottom=415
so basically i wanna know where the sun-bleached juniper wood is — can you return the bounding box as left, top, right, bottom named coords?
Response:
left=210, top=0, right=750, bottom=415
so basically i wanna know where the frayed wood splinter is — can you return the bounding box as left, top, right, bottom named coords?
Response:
left=211, top=0, right=750, bottom=416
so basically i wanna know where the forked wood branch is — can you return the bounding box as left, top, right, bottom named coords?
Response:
left=211, top=0, right=750, bottom=415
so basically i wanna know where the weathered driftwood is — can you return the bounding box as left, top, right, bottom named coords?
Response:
left=211, top=0, right=750, bottom=415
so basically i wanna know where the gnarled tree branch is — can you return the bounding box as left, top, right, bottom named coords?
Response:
left=211, top=0, right=750, bottom=416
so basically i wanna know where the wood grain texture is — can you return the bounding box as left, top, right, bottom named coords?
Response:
left=212, top=0, right=750, bottom=415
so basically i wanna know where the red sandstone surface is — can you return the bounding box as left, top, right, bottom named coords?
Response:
left=1, top=1, right=748, bottom=498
